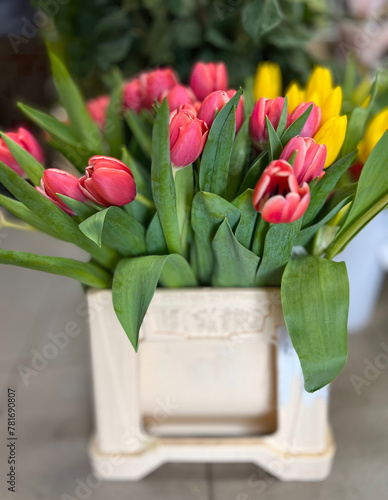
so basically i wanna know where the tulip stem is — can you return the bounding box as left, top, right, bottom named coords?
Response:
left=135, top=193, right=155, bottom=210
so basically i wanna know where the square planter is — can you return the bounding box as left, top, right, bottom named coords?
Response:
left=87, top=288, right=334, bottom=481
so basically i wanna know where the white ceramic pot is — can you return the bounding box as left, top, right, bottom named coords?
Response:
left=87, top=288, right=334, bottom=482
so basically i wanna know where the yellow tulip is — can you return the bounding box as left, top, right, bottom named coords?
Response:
left=358, top=108, right=388, bottom=164
left=321, top=86, right=342, bottom=124
left=306, top=66, right=333, bottom=107
left=254, top=62, right=282, bottom=101
left=314, top=115, right=347, bottom=168
left=285, top=82, right=305, bottom=113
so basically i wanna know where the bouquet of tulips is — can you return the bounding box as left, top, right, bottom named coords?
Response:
left=1, top=52, right=388, bottom=393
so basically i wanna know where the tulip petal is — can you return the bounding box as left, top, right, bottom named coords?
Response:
left=91, top=168, right=136, bottom=206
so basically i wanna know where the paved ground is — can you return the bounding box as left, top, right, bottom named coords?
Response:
left=1, top=227, right=388, bottom=499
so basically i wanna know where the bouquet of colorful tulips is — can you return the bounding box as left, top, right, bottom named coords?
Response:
left=1, top=52, right=388, bottom=393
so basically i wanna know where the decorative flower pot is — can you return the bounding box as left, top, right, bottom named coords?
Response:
left=87, top=288, right=334, bottom=482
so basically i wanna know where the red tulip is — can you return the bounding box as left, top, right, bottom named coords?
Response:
left=197, top=90, right=229, bottom=129
left=290, top=101, right=321, bottom=138
left=170, top=107, right=209, bottom=168
left=159, top=84, right=196, bottom=111
left=0, top=127, right=44, bottom=176
left=227, top=89, right=244, bottom=132
left=140, top=67, right=179, bottom=109
left=36, top=169, right=86, bottom=216
left=253, top=159, right=310, bottom=224
left=189, top=61, right=228, bottom=101
left=280, top=136, right=327, bottom=184
left=79, top=156, right=136, bottom=207
left=123, top=77, right=143, bottom=113
left=250, top=97, right=288, bottom=148
left=86, top=95, right=110, bottom=128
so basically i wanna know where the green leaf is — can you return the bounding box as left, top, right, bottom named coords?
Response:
left=121, top=147, right=151, bottom=197
left=212, top=219, right=260, bottom=287
left=125, top=109, right=153, bottom=159
left=199, top=89, right=242, bottom=197
left=0, top=160, right=116, bottom=268
left=276, top=96, right=288, bottom=137
left=327, top=130, right=388, bottom=258
left=146, top=213, right=168, bottom=254
left=281, top=256, right=349, bottom=392
left=57, top=195, right=97, bottom=220
left=79, top=206, right=146, bottom=256
left=232, top=189, right=258, bottom=248
left=240, top=150, right=268, bottom=192
left=266, top=116, right=283, bottom=161
left=105, top=82, right=124, bottom=157
left=225, top=117, right=251, bottom=201
left=242, top=0, right=282, bottom=42
left=48, top=51, right=101, bottom=151
left=175, top=165, right=194, bottom=258
left=0, top=132, right=44, bottom=186
left=151, top=99, right=182, bottom=255
left=256, top=220, right=302, bottom=285
left=191, top=192, right=241, bottom=284
left=302, top=151, right=357, bottom=227
left=0, top=248, right=111, bottom=289
left=251, top=216, right=269, bottom=256
left=281, top=104, right=313, bottom=146
left=112, top=254, right=197, bottom=350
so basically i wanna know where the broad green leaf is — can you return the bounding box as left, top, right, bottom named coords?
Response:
left=146, top=213, right=168, bottom=255
left=79, top=206, right=146, bottom=256
left=242, top=0, right=282, bottom=42
left=0, top=248, right=111, bottom=289
left=113, top=254, right=197, bottom=350
left=191, top=192, right=241, bottom=284
left=226, top=117, right=251, bottom=201
left=281, top=104, right=313, bottom=146
left=48, top=51, right=101, bottom=151
left=256, top=220, right=302, bottom=285
left=175, top=165, right=194, bottom=258
left=199, top=89, right=242, bottom=196
left=0, top=161, right=116, bottom=268
left=266, top=116, right=283, bottom=161
left=327, top=130, right=388, bottom=258
left=240, top=150, right=268, bottom=192
left=125, top=109, right=153, bottom=158
left=105, top=82, right=124, bottom=157
left=302, top=151, right=357, bottom=227
left=281, top=256, right=349, bottom=392
left=57, top=195, right=97, bottom=220
left=232, top=189, right=258, bottom=248
left=212, top=219, right=260, bottom=287
left=151, top=99, right=182, bottom=255
left=0, top=132, right=44, bottom=185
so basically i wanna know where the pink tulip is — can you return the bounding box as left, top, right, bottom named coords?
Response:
left=36, top=169, right=86, bottom=216
left=0, top=127, right=44, bottom=176
left=123, top=77, right=143, bottom=113
left=290, top=102, right=321, bottom=138
left=79, top=156, right=136, bottom=207
left=86, top=95, right=110, bottom=128
left=159, top=84, right=196, bottom=111
left=227, top=89, right=244, bottom=132
left=250, top=97, right=288, bottom=148
left=170, top=107, right=209, bottom=168
left=280, top=136, right=327, bottom=184
left=189, top=61, right=228, bottom=101
left=197, top=90, right=230, bottom=129
left=253, top=159, right=310, bottom=224
left=140, top=67, right=179, bottom=109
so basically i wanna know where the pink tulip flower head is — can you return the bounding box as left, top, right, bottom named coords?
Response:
left=0, top=127, right=44, bottom=176
left=140, top=67, right=179, bottom=109
left=197, top=90, right=230, bottom=129
left=290, top=101, right=321, bottom=138
left=37, top=169, right=86, bottom=215
left=123, top=77, right=143, bottom=113
left=280, top=136, right=327, bottom=184
left=159, top=84, right=196, bottom=111
left=86, top=95, right=110, bottom=128
left=250, top=97, right=288, bottom=148
left=189, top=61, right=228, bottom=101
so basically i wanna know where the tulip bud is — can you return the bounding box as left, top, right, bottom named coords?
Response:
left=321, top=86, right=342, bottom=124
left=226, top=89, right=244, bottom=132
left=253, top=160, right=310, bottom=224
left=159, top=84, right=196, bottom=111
left=253, top=61, right=282, bottom=101
left=189, top=61, right=228, bottom=101
left=86, top=95, right=110, bottom=128
left=0, top=128, right=44, bottom=177
left=314, top=115, right=348, bottom=168
left=250, top=97, right=288, bottom=148
left=197, top=90, right=230, bottom=129
left=290, top=101, right=321, bottom=138
left=140, top=67, right=179, bottom=109
left=36, top=169, right=86, bottom=215
left=280, top=136, right=327, bottom=184
left=79, top=156, right=136, bottom=207
left=170, top=108, right=209, bottom=168
left=306, top=66, right=333, bottom=107
left=123, top=77, right=143, bottom=113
